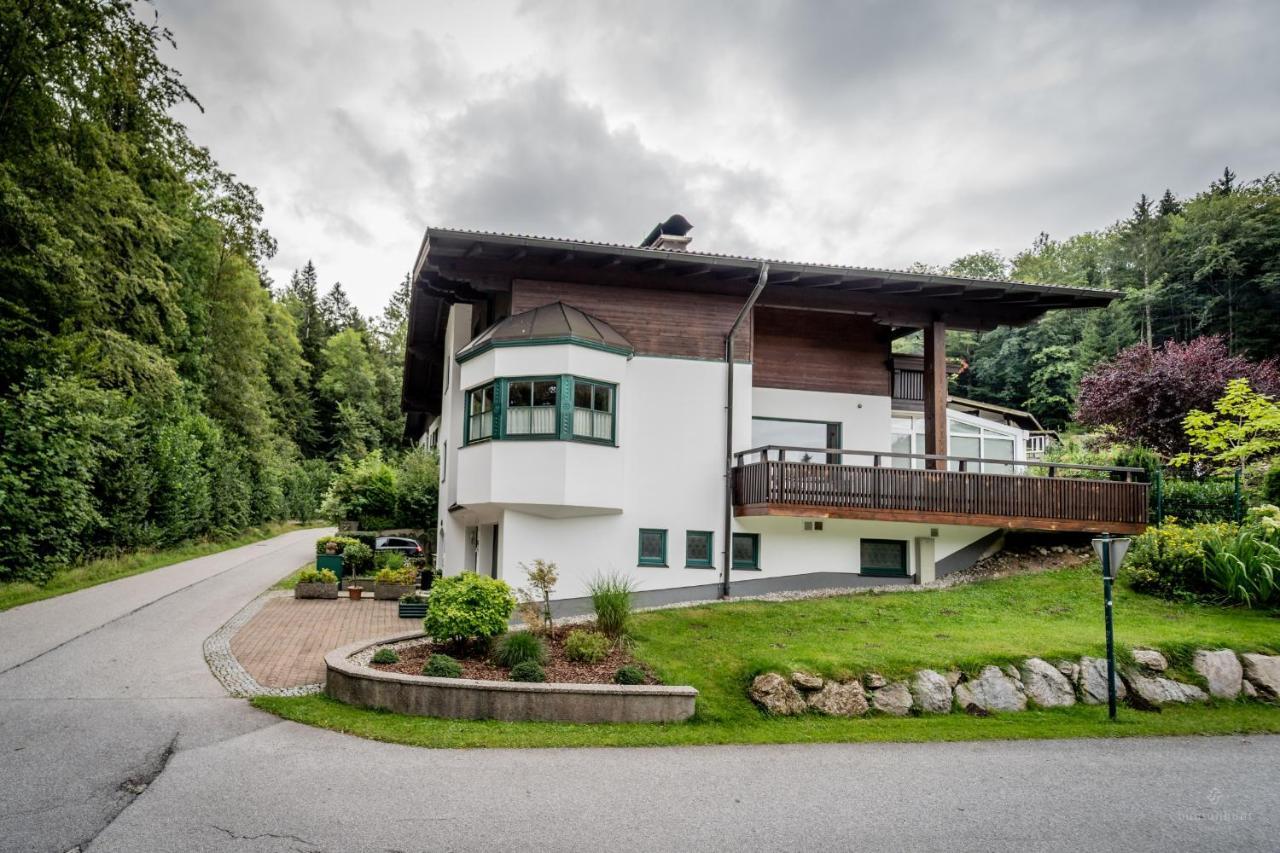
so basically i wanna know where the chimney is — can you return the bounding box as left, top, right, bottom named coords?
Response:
left=640, top=214, right=694, bottom=251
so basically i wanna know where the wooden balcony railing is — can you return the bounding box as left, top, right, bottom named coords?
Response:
left=732, top=445, right=1149, bottom=533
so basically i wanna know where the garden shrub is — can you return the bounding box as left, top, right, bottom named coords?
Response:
left=508, top=661, right=546, bottom=682
left=589, top=572, right=636, bottom=639
left=375, top=563, right=416, bottom=585
left=342, top=541, right=374, bottom=573
left=1201, top=522, right=1280, bottom=608
left=1161, top=477, right=1238, bottom=524
left=314, top=535, right=360, bottom=556
left=492, top=632, right=547, bottom=668
left=371, top=647, right=399, bottom=664
left=1264, top=463, right=1280, bottom=506
left=422, top=654, right=462, bottom=678
left=613, top=665, right=645, bottom=685
left=1125, top=523, right=1225, bottom=600
left=563, top=629, right=611, bottom=663
left=422, top=573, right=516, bottom=644
left=375, top=550, right=405, bottom=572
left=296, top=568, right=338, bottom=584
left=1112, top=445, right=1162, bottom=482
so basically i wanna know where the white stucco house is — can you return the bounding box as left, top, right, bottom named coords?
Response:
left=401, top=218, right=1147, bottom=609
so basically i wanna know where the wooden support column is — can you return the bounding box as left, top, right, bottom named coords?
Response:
left=923, top=317, right=947, bottom=471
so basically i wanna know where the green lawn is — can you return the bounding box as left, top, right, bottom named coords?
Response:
left=253, top=563, right=1280, bottom=748
left=0, top=522, right=322, bottom=611
left=271, top=561, right=319, bottom=591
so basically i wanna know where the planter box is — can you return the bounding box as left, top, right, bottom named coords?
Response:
left=398, top=602, right=428, bottom=619
left=374, top=582, right=417, bottom=601
left=295, top=582, right=338, bottom=600
left=316, top=554, right=344, bottom=573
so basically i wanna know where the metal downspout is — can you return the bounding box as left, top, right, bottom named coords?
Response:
left=723, top=263, right=770, bottom=598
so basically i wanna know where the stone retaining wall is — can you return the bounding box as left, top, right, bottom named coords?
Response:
left=325, top=632, right=698, bottom=723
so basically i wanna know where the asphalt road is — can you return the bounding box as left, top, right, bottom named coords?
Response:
left=2, top=530, right=1278, bottom=853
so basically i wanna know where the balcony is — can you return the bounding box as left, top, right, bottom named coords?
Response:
left=733, top=446, right=1149, bottom=534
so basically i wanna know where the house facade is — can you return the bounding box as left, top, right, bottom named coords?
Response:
left=402, top=222, right=1148, bottom=606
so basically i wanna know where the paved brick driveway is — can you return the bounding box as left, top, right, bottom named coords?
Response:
left=230, top=597, right=412, bottom=687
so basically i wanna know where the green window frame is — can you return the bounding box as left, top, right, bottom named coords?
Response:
left=731, top=532, right=760, bottom=570
left=685, top=530, right=714, bottom=568
left=462, top=375, right=618, bottom=446
left=638, top=528, right=668, bottom=567
left=464, top=382, right=495, bottom=445
left=572, top=379, right=615, bottom=443
left=861, top=539, right=908, bottom=577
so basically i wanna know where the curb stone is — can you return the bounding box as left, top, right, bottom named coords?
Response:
left=202, top=589, right=322, bottom=698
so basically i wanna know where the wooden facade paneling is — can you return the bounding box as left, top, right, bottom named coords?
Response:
left=752, top=307, right=891, bottom=395
left=510, top=279, right=752, bottom=361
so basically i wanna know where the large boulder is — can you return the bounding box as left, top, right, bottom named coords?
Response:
left=1020, top=658, right=1076, bottom=708
left=911, top=669, right=953, bottom=714
left=1131, top=649, right=1169, bottom=672
left=750, top=673, right=807, bottom=715
left=807, top=681, right=868, bottom=717
left=791, top=671, right=823, bottom=691
left=1077, top=656, right=1128, bottom=705
left=1192, top=650, right=1243, bottom=699
left=1122, top=669, right=1208, bottom=707
left=871, top=681, right=914, bottom=716
left=1241, top=654, right=1280, bottom=701
left=953, top=665, right=1026, bottom=712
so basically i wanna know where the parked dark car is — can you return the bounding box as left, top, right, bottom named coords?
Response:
left=374, top=536, right=424, bottom=558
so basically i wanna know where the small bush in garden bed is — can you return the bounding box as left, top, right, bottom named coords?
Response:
left=1264, top=464, right=1280, bottom=506
left=423, top=573, right=516, bottom=644
left=400, top=592, right=429, bottom=604
left=375, top=564, right=416, bottom=585
left=563, top=629, right=611, bottom=663
left=296, top=568, right=338, bottom=585
left=422, top=654, right=462, bottom=678
left=589, top=572, right=636, bottom=639
left=613, top=665, right=645, bottom=685
left=371, top=647, right=399, bottom=665
left=492, top=632, right=547, bottom=668
left=509, top=661, right=546, bottom=682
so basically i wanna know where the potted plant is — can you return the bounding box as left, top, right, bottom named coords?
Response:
left=398, top=592, right=429, bottom=619
left=374, top=563, right=418, bottom=600
left=294, top=568, right=339, bottom=600
left=347, top=583, right=365, bottom=600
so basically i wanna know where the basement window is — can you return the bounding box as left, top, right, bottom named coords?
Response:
left=861, top=539, right=908, bottom=577
left=731, top=533, right=760, bottom=570
left=638, top=529, right=668, bottom=567
left=685, top=530, right=714, bottom=568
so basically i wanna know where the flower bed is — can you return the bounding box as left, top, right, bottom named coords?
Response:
left=369, top=627, right=654, bottom=685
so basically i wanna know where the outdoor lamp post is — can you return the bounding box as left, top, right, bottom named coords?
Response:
left=1092, top=533, right=1132, bottom=720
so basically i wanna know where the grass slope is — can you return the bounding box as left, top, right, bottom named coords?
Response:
left=0, top=521, right=321, bottom=611
left=254, top=563, right=1280, bottom=748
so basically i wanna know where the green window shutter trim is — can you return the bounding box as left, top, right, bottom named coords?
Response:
left=558, top=374, right=573, bottom=440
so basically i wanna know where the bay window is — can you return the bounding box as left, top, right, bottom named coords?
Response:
left=462, top=375, right=617, bottom=446
left=573, top=379, right=614, bottom=441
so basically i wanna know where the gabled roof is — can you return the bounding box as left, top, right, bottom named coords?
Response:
left=455, top=302, right=634, bottom=363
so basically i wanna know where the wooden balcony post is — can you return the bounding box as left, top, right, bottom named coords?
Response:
left=923, top=317, right=947, bottom=471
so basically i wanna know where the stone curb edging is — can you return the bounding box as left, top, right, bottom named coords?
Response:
left=326, top=633, right=698, bottom=723
left=202, top=590, right=323, bottom=698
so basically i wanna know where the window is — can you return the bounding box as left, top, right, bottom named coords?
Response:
left=638, top=529, right=667, bottom=567
left=731, top=532, right=760, bottom=570
left=685, top=530, right=714, bottom=567
left=506, top=378, right=558, bottom=436
left=573, top=379, right=614, bottom=441
left=466, top=383, right=494, bottom=443
left=890, top=414, right=1024, bottom=474
left=861, top=539, right=907, bottom=577
left=751, top=418, right=841, bottom=463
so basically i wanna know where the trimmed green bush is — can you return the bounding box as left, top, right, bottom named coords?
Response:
left=563, top=629, right=611, bottom=663
left=492, top=632, right=547, bottom=668
left=422, top=654, right=462, bottom=678
left=1162, top=477, right=1238, bottom=524
left=1263, top=464, right=1280, bottom=506
left=422, top=573, right=516, bottom=643
left=1112, top=445, right=1162, bottom=482
left=374, top=564, right=415, bottom=585
left=371, top=647, right=399, bottom=665
left=296, top=568, right=338, bottom=584
left=315, top=535, right=359, bottom=556
left=613, top=665, right=645, bottom=685
left=508, top=661, right=546, bottom=682
left=342, top=541, right=374, bottom=573
left=589, top=572, right=636, bottom=639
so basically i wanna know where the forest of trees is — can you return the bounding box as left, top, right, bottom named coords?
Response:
left=0, top=2, right=413, bottom=583
left=911, top=169, right=1280, bottom=430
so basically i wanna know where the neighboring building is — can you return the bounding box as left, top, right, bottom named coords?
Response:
left=401, top=219, right=1147, bottom=607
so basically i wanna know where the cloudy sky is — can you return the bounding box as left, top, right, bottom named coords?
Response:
left=156, top=1, right=1280, bottom=315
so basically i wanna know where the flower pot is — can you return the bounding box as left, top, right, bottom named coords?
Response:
left=347, top=586, right=365, bottom=601
left=295, top=582, right=338, bottom=600
left=374, top=582, right=416, bottom=601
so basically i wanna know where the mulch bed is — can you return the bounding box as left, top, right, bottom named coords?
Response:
left=369, top=627, right=657, bottom=685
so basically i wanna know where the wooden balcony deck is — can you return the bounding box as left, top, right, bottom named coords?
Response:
left=732, top=446, right=1149, bottom=534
